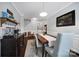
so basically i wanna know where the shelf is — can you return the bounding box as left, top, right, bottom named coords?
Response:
left=0, top=27, right=6, bottom=29
left=0, top=17, right=19, bottom=25
left=5, top=27, right=16, bottom=29
left=0, top=27, right=16, bottom=29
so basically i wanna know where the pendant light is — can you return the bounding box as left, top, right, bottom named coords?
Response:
left=40, top=2, right=48, bottom=17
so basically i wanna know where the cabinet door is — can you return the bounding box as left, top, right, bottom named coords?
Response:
left=18, top=35, right=27, bottom=57
left=1, top=36, right=16, bottom=57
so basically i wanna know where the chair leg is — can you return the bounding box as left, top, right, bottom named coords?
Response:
left=35, top=40, right=38, bottom=54
left=42, top=44, right=45, bottom=57
left=36, top=48, right=38, bottom=54
left=45, top=51, right=48, bottom=57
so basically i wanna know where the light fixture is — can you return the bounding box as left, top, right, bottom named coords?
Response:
left=40, top=12, right=48, bottom=17
left=40, top=2, right=48, bottom=17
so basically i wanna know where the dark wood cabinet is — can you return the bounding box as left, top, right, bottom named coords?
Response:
left=17, top=34, right=27, bottom=57
left=1, top=33, right=27, bottom=57
left=1, top=36, right=16, bottom=57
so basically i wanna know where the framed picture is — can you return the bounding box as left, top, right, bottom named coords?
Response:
left=56, top=10, right=75, bottom=27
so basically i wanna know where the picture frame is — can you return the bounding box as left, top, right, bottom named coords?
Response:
left=56, top=10, right=75, bottom=27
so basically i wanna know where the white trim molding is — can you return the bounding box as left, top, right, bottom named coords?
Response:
left=10, top=2, right=24, bottom=16
left=48, top=2, right=75, bottom=19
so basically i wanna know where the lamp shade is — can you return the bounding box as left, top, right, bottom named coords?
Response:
left=40, top=12, right=48, bottom=17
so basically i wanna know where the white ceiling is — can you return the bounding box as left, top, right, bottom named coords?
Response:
left=13, top=2, right=72, bottom=20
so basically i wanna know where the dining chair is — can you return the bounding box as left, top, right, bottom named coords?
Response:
left=45, top=33, right=74, bottom=57
left=34, top=33, right=42, bottom=54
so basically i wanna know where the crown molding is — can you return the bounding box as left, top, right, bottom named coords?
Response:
left=48, top=2, right=75, bottom=19
left=10, top=2, right=24, bottom=16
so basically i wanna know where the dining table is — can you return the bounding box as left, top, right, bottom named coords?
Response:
left=37, top=33, right=56, bottom=57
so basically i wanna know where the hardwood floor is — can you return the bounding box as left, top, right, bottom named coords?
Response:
left=24, top=39, right=42, bottom=57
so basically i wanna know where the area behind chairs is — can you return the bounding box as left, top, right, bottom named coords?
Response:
left=45, top=33, right=74, bottom=57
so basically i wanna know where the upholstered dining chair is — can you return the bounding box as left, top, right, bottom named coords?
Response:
left=45, top=33, right=74, bottom=57
left=34, top=33, right=42, bottom=54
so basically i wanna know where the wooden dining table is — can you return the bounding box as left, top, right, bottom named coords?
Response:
left=37, top=34, right=56, bottom=57
left=24, top=33, right=35, bottom=40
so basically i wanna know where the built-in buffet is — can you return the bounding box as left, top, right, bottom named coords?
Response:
left=0, top=9, right=27, bottom=57
left=1, top=32, right=27, bottom=57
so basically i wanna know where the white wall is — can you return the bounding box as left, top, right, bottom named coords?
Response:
left=19, top=15, right=25, bottom=33
left=47, top=2, right=79, bottom=48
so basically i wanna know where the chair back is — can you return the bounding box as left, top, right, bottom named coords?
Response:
left=34, top=33, right=42, bottom=47
left=53, top=33, right=74, bottom=57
